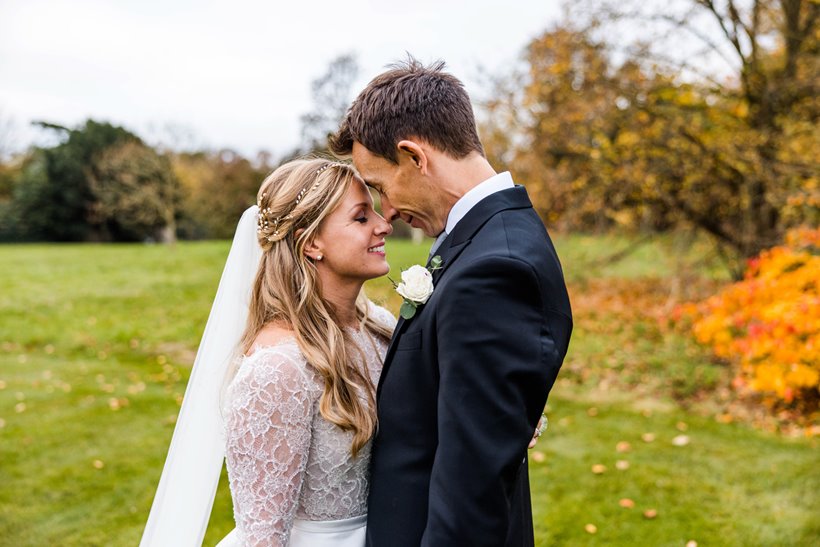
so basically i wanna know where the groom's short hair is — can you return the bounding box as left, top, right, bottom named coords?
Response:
left=330, top=56, right=484, bottom=163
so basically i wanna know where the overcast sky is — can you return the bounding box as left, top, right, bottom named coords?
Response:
left=1, top=0, right=569, bottom=157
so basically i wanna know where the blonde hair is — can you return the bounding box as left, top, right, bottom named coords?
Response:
left=237, top=158, right=392, bottom=456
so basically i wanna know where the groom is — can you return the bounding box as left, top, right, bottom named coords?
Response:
left=331, top=58, right=572, bottom=547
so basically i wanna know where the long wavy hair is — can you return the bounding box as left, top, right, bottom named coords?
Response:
left=234, top=158, right=392, bottom=456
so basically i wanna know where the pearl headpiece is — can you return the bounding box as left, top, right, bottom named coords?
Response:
left=256, top=162, right=343, bottom=242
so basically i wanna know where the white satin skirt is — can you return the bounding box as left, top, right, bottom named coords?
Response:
left=216, top=514, right=366, bottom=547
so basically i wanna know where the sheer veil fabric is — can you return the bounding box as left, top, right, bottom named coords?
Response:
left=141, top=206, right=262, bottom=546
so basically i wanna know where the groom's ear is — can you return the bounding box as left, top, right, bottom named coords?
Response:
left=396, top=140, right=428, bottom=174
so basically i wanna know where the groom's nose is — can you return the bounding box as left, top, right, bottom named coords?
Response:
left=379, top=194, right=399, bottom=223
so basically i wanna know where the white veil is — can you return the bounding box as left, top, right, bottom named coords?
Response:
left=141, top=205, right=262, bottom=546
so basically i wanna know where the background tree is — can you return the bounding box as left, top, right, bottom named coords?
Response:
left=598, top=0, right=820, bottom=261
left=300, top=54, right=360, bottom=152
left=12, top=120, right=140, bottom=241
left=172, top=149, right=271, bottom=239
left=0, top=111, right=19, bottom=235
left=482, top=0, right=818, bottom=276
left=89, top=141, right=180, bottom=242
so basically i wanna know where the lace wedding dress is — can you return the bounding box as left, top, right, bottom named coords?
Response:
left=217, top=305, right=395, bottom=547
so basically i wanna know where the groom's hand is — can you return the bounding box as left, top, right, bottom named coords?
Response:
left=527, top=414, right=547, bottom=448
left=527, top=414, right=547, bottom=449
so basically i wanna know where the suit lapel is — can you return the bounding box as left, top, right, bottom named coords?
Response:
left=377, top=186, right=534, bottom=400
left=429, top=186, right=531, bottom=284
left=377, top=316, right=408, bottom=398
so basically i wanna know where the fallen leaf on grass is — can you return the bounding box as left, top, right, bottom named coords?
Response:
left=616, top=441, right=631, bottom=452
left=587, top=407, right=599, bottom=417
left=127, top=382, right=147, bottom=395
left=641, top=433, right=656, bottom=443
left=110, top=397, right=130, bottom=410
left=531, top=451, right=546, bottom=463
left=672, top=435, right=690, bottom=446
left=643, top=509, right=658, bottom=519
left=93, top=460, right=104, bottom=469
left=14, top=403, right=26, bottom=413
left=616, top=460, right=630, bottom=470
left=676, top=421, right=688, bottom=431
left=686, top=541, right=697, bottom=547
left=591, top=464, right=606, bottom=474
left=619, top=498, right=635, bottom=508
left=584, top=524, right=597, bottom=534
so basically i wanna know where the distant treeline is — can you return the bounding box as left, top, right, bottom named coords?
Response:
left=0, top=120, right=275, bottom=243
left=0, top=1, right=816, bottom=275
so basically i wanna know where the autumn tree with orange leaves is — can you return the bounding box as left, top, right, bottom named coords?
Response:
left=481, top=0, right=818, bottom=277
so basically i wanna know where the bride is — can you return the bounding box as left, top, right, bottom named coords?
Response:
left=141, top=158, right=395, bottom=546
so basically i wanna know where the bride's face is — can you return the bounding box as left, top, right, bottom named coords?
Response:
left=310, top=178, right=392, bottom=283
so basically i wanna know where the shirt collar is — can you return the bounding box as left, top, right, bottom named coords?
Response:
left=444, top=171, right=514, bottom=234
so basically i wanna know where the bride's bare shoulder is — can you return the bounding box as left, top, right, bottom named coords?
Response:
left=246, top=322, right=296, bottom=357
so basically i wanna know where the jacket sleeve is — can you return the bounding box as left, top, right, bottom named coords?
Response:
left=421, top=255, right=571, bottom=546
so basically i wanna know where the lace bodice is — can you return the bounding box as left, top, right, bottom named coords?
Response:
left=223, top=305, right=396, bottom=546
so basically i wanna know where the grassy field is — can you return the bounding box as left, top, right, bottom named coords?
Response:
left=0, top=236, right=817, bottom=546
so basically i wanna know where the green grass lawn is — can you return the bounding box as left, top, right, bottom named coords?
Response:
left=0, top=236, right=816, bottom=546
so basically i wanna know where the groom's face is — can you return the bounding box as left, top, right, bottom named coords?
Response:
left=351, top=142, right=446, bottom=238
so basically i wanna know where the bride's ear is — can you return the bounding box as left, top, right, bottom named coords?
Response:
left=295, top=228, right=323, bottom=261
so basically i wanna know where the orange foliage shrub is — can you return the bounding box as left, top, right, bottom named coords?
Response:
left=686, top=227, right=820, bottom=404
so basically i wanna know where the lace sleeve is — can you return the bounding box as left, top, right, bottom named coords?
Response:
left=224, top=346, right=316, bottom=546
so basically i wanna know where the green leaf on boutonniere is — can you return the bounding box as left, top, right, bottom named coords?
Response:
left=400, top=300, right=417, bottom=319
left=430, top=255, right=443, bottom=270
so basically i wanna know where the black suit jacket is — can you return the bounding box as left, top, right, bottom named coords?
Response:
left=366, top=186, right=572, bottom=547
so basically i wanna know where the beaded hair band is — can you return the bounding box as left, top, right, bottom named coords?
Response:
left=256, top=162, right=341, bottom=241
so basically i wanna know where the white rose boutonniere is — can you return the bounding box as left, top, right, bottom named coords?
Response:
left=392, top=256, right=443, bottom=319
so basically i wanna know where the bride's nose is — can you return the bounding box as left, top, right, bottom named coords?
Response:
left=375, top=214, right=393, bottom=236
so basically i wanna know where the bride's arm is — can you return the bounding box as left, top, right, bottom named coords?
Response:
left=224, top=348, right=315, bottom=547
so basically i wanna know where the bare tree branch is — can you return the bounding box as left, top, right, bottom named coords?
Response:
left=696, top=0, right=749, bottom=63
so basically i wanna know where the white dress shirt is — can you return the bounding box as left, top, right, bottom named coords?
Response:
left=429, top=171, right=514, bottom=257
left=445, top=171, right=514, bottom=234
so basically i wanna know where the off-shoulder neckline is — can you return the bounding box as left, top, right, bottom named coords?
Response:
left=243, top=337, right=300, bottom=359
left=243, top=325, right=380, bottom=360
